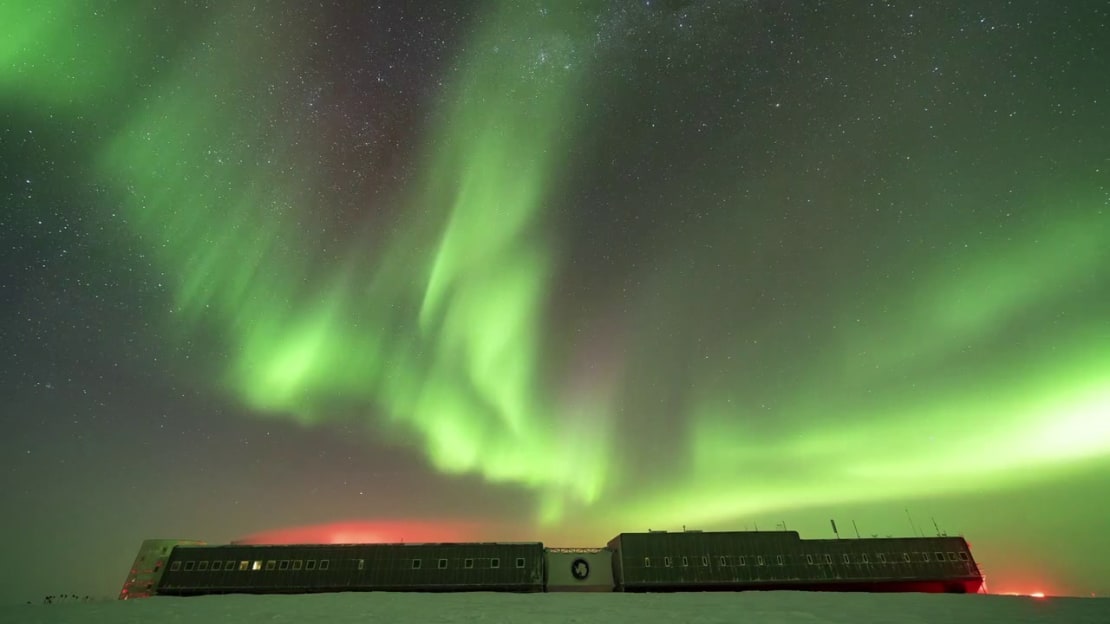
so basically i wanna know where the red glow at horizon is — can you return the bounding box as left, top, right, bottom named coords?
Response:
left=996, top=590, right=1050, bottom=599
left=233, top=520, right=485, bottom=545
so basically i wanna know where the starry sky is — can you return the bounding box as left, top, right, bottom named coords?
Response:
left=1, top=0, right=1108, bottom=604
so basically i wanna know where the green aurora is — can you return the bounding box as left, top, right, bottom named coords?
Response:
left=3, top=0, right=1108, bottom=598
left=94, top=1, right=613, bottom=517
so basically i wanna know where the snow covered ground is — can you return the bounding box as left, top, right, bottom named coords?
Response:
left=2, top=591, right=1106, bottom=624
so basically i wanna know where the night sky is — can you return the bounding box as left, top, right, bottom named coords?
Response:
left=2, top=0, right=1108, bottom=604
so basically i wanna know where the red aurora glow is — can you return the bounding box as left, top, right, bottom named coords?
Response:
left=233, top=520, right=485, bottom=545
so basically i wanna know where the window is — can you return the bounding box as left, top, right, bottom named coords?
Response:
left=464, top=558, right=474, bottom=569
left=357, top=559, right=365, bottom=570
left=170, top=561, right=181, bottom=572
left=412, top=559, right=422, bottom=570
left=239, top=561, right=250, bottom=571
left=776, top=555, right=784, bottom=566
left=644, top=557, right=651, bottom=568
left=265, top=561, right=276, bottom=571
left=306, top=560, right=316, bottom=571
left=842, top=554, right=850, bottom=564
left=225, top=561, right=234, bottom=571
left=252, top=561, right=262, bottom=571
left=738, top=556, right=746, bottom=566
left=806, top=555, right=814, bottom=565
left=935, top=552, right=944, bottom=561
left=198, top=561, right=209, bottom=571
left=184, top=561, right=195, bottom=572
left=211, top=561, right=221, bottom=572
left=947, top=552, right=957, bottom=561
left=903, top=553, right=911, bottom=563
left=701, top=556, right=709, bottom=567
left=491, top=558, right=500, bottom=569
left=756, top=556, right=765, bottom=566
left=279, top=560, right=290, bottom=571
left=719, top=556, right=727, bottom=566
left=438, top=559, right=448, bottom=569
left=922, top=553, right=930, bottom=562
left=958, top=552, right=969, bottom=561
left=861, top=554, right=869, bottom=563
left=824, top=554, right=833, bottom=565
left=681, top=556, right=689, bottom=567
left=320, top=560, right=330, bottom=571
left=292, top=560, right=303, bottom=570
left=877, top=553, right=886, bottom=563
left=516, top=558, right=526, bottom=569
left=664, top=556, right=672, bottom=567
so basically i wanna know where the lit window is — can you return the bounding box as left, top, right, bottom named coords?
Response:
left=464, top=559, right=474, bottom=569
left=903, top=553, right=911, bottom=563
left=293, top=560, right=303, bottom=570
left=664, top=556, right=672, bottom=567
left=701, top=556, right=709, bottom=567
left=644, top=557, right=651, bottom=568
left=491, top=558, right=500, bottom=569
left=738, top=556, right=746, bottom=566
left=719, top=556, right=727, bottom=567
left=198, top=561, right=209, bottom=571
left=516, top=558, right=526, bottom=569
left=239, top=561, right=250, bottom=571
left=306, top=560, right=316, bottom=571
left=211, top=561, right=221, bottom=571
left=757, top=556, right=764, bottom=566
left=265, top=561, right=276, bottom=571
left=184, top=561, right=195, bottom=572
left=170, top=561, right=181, bottom=572
left=824, top=554, right=832, bottom=564
left=412, top=559, right=421, bottom=570
left=842, top=554, right=850, bottom=564
left=357, top=559, right=365, bottom=570
left=279, top=560, right=289, bottom=571
left=438, top=559, right=448, bottom=569
left=681, top=556, right=689, bottom=567
left=806, top=555, right=814, bottom=565
left=958, top=552, right=969, bottom=561
left=252, top=561, right=262, bottom=571
left=320, top=560, right=329, bottom=570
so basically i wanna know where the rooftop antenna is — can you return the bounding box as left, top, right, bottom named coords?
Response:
left=932, top=517, right=941, bottom=537
left=830, top=519, right=840, bottom=540
left=852, top=519, right=861, bottom=539
left=906, top=509, right=921, bottom=537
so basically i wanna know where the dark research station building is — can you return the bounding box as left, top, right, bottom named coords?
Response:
left=120, top=529, right=983, bottom=599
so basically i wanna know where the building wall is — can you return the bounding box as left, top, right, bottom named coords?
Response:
left=609, top=531, right=980, bottom=591
left=544, top=549, right=614, bottom=592
left=156, top=542, right=545, bottom=594
left=119, top=539, right=206, bottom=600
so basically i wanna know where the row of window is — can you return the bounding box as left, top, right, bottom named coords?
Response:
left=172, top=559, right=333, bottom=573
left=642, top=551, right=969, bottom=568
left=171, top=557, right=529, bottom=573
left=412, top=557, right=527, bottom=570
